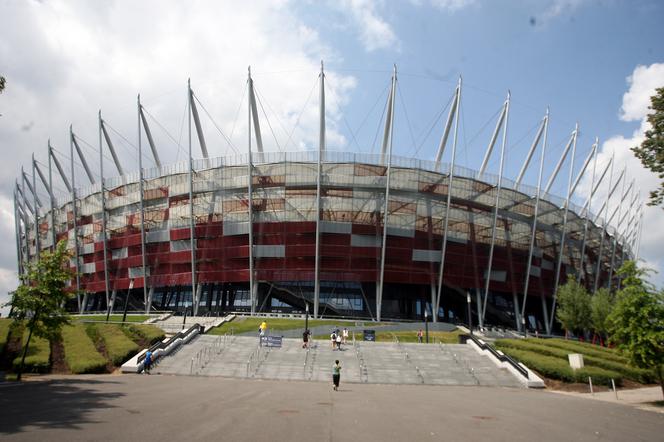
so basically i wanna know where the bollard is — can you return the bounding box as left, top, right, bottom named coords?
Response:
left=588, top=376, right=594, bottom=395
left=190, top=357, right=194, bottom=375
left=611, top=379, right=618, bottom=400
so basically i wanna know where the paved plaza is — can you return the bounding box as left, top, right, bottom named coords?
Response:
left=153, top=335, right=522, bottom=387
left=1, top=375, right=662, bottom=441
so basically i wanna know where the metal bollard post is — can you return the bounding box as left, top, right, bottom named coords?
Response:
left=588, top=377, right=594, bottom=395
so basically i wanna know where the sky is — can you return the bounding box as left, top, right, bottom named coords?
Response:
left=0, top=0, right=663, bottom=314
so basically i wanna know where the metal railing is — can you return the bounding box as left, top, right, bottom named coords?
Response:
left=189, top=330, right=235, bottom=375
left=463, top=334, right=529, bottom=379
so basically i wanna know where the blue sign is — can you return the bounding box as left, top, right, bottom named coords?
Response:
left=261, top=335, right=283, bottom=348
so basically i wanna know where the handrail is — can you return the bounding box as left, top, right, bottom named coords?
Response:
left=464, top=334, right=529, bottom=379
left=137, top=323, right=203, bottom=365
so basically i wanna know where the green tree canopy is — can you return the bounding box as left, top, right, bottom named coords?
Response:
left=8, top=241, right=74, bottom=340
left=632, top=86, right=664, bottom=207
left=590, top=287, right=613, bottom=339
left=555, top=276, right=591, bottom=336
left=607, top=261, right=664, bottom=397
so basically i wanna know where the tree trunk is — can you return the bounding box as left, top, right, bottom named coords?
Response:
left=17, top=308, right=40, bottom=382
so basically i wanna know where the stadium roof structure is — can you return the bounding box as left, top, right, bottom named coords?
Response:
left=13, top=64, right=643, bottom=333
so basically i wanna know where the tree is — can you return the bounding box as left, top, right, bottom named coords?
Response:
left=607, top=261, right=664, bottom=398
left=590, top=288, right=613, bottom=344
left=632, top=87, right=664, bottom=207
left=0, top=75, right=5, bottom=93
left=555, top=276, right=591, bottom=337
left=5, top=241, right=74, bottom=380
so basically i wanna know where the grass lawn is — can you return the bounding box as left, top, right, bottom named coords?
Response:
left=207, top=317, right=381, bottom=335
left=90, top=324, right=140, bottom=365
left=313, top=329, right=462, bottom=343
left=494, top=338, right=653, bottom=385
left=73, top=315, right=150, bottom=323
left=125, top=324, right=166, bottom=345
left=61, top=324, right=107, bottom=374
left=0, top=318, right=11, bottom=354
left=11, top=331, right=51, bottom=373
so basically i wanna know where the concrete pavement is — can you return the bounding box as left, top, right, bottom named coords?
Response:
left=1, top=375, right=661, bottom=441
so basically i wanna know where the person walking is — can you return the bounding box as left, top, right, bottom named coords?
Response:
left=342, top=327, right=349, bottom=344
left=302, top=329, right=309, bottom=349
left=144, top=350, right=152, bottom=375
left=417, top=329, right=423, bottom=343
left=330, top=331, right=337, bottom=350
left=336, top=332, right=342, bottom=350
left=332, top=360, right=341, bottom=391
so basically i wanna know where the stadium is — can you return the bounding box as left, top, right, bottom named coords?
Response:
left=13, top=68, right=640, bottom=335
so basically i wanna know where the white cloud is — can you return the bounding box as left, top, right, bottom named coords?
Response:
left=338, top=0, right=399, bottom=52
left=0, top=0, right=358, bottom=314
left=578, top=63, right=664, bottom=287
left=428, top=0, right=476, bottom=12
left=536, top=0, right=587, bottom=24
left=620, top=63, right=664, bottom=122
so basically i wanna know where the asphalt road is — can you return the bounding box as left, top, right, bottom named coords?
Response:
left=0, top=375, right=661, bottom=441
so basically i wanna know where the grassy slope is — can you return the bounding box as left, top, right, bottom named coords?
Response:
left=0, top=318, right=10, bottom=354
left=11, top=331, right=51, bottom=373
left=494, top=338, right=653, bottom=385
left=73, top=315, right=150, bottom=323
left=92, top=324, right=140, bottom=365
left=61, top=324, right=107, bottom=374
left=207, top=317, right=370, bottom=335
left=125, top=324, right=166, bottom=345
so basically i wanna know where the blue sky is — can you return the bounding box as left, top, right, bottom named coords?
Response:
left=0, top=0, right=662, bottom=313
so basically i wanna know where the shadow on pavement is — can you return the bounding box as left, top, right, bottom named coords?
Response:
left=0, top=378, right=125, bottom=435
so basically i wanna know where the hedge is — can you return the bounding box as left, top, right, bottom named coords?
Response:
left=11, top=332, right=51, bottom=373
left=92, top=324, right=140, bottom=365
left=496, top=339, right=653, bottom=383
left=531, top=339, right=653, bottom=383
left=496, top=346, right=623, bottom=386
left=61, top=324, right=107, bottom=374
left=126, top=324, right=166, bottom=345
left=539, top=338, right=629, bottom=364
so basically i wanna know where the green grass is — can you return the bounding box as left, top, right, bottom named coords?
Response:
left=73, top=315, right=150, bottom=323
left=61, top=324, right=107, bottom=374
left=125, top=324, right=166, bottom=345
left=206, top=317, right=374, bottom=335
left=90, top=324, right=140, bottom=365
left=383, top=330, right=463, bottom=344
left=11, top=331, right=51, bottom=373
left=538, top=338, right=630, bottom=364
left=0, top=318, right=11, bottom=354
left=493, top=338, right=649, bottom=385
left=497, top=347, right=623, bottom=386
left=497, top=339, right=654, bottom=384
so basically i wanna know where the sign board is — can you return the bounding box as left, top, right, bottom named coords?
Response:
left=261, top=335, right=283, bottom=348
left=363, top=330, right=376, bottom=341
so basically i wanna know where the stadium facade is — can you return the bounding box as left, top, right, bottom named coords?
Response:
left=13, top=66, right=642, bottom=334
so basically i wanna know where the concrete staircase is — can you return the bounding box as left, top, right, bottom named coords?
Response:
left=153, top=336, right=524, bottom=388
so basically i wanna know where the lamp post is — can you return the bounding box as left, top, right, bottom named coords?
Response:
left=424, top=309, right=429, bottom=344
left=122, top=279, right=134, bottom=323
left=466, top=292, right=472, bottom=336
left=305, top=302, right=309, bottom=335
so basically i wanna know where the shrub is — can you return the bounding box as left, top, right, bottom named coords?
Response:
left=496, top=346, right=622, bottom=386
left=11, top=333, right=51, bottom=373
left=126, top=325, right=166, bottom=345
left=92, top=324, right=140, bottom=365
left=61, top=324, right=107, bottom=374
left=497, top=339, right=653, bottom=383
left=544, top=338, right=629, bottom=363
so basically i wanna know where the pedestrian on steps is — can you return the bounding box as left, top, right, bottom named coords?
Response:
left=332, top=360, right=341, bottom=391
left=336, top=333, right=342, bottom=350
left=331, top=331, right=337, bottom=350
left=144, top=350, right=152, bottom=375
left=303, top=329, right=309, bottom=349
